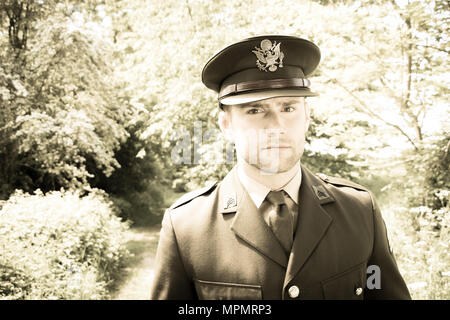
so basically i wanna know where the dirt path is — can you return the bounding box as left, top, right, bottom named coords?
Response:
left=111, top=226, right=160, bottom=300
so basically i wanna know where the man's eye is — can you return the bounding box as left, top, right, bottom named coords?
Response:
left=247, top=108, right=263, bottom=114
left=283, top=106, right=295, bottom=112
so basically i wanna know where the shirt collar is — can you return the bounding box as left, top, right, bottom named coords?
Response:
left=237, top=163, right=302, bottom=209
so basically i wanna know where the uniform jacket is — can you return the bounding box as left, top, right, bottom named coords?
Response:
left=150, top=165, right=411, bottom=300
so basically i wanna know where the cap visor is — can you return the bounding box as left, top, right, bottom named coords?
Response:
left=220, top=89, right=318, bottom=105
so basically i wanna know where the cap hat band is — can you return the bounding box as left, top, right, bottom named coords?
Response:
left=219, top=78, right=311, bottom=99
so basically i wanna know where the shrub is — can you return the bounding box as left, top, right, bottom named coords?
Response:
left=0, top=264, right=32, bottom=300
left=383, top=197, right=450, bottom=300
left=0, top=188, right=130, bottom=300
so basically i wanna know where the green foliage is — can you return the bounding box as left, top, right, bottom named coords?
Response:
left=399, top=135, right=450, bottom=210
left=384, top=203, right=449, bottom=300
left=0, top=2, right=131, bottom=197
left=0, top=188, right=131, bottom=299
left=424, top=136, right=450, bottom=209
left=0, top=264, right=32, bottom=300
left=0, top=0, right=167, bottom=225
left=90, top=122, right=166, bottom=225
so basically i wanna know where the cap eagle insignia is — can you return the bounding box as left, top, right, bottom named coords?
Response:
left=252, top=39, right=285, bottom=72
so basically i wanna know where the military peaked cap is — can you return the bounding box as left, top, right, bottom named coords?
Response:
left=202, top=35, right=321, bottom=105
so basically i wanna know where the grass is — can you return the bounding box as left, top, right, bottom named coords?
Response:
left=110, top=188, right=184, bottom=300
left=111, top=226, right=160, bottom=300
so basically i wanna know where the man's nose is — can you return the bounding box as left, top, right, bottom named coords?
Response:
left=264, top=110, right=286, bottom=133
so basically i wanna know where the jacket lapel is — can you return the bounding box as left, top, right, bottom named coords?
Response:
left=284, top=165, right=334, bottom=287
left=218, top=167, right=288, bottom=268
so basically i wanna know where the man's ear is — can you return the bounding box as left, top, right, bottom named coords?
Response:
left=218, top=108, right=234, bottom=142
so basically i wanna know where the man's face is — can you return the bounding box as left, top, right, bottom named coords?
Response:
left=219, top=96, right=310, bottom=173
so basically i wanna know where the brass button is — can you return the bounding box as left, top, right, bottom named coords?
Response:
left=355, top=287, right=363, bottom=296
left=288, top=285, right=300, bottom=298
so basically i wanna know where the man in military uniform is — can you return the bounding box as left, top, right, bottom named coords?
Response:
left=150, top=35, right=411, bottom=300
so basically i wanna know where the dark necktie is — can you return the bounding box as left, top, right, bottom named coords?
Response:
left=265, top=191, right=294, bottom=254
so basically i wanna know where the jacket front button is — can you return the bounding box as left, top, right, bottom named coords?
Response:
left=288, top=285, right=300, bottom=298
left=355, top=287, right=363, bottom=296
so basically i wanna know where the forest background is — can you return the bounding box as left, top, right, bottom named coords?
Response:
left=0, top=0, right=448, bottom=299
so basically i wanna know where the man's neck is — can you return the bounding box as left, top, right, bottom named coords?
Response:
left=238, top=160, right=300, bottom=191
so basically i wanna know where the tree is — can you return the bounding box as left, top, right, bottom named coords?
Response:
left=314, top=0, right=449, bottom=204
left=89, top=118, right=165, bottom=225
left=0, top=1, right=131, bottom=197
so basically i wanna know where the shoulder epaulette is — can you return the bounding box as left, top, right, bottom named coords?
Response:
left=169, top=181, right=218, bottom=210
left=316, top=173, right=368, bottom=192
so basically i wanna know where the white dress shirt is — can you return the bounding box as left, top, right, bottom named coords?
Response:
left=237, top=162, right=302, bottom=209
left=237, top=162, right=301, bottom=237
